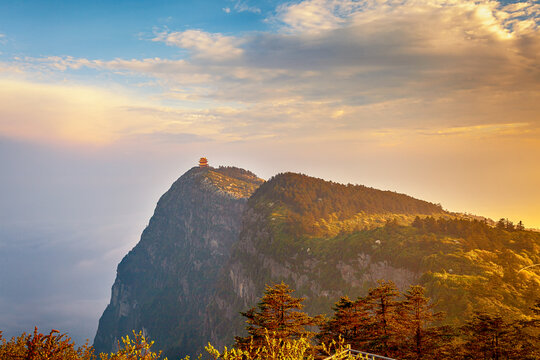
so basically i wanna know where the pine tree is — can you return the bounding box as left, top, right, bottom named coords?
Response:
left=364, top=280, right=402, bottom=358
left=235, top=282, right=318, bottom=349
left=460, top=312, right=517, bottom=360
left=400, top=285, right=445, bottom=360
left=317, top=296, right=371, bottom=350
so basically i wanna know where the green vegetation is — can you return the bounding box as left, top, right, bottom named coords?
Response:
left=250, top=172, right=444, bottom=237
left=247, top=211, right=540, bottom=325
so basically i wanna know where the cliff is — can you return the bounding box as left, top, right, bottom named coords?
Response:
left=93, top=166, right=263, bottom=358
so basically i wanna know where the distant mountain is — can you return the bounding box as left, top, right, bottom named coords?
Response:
left=94, top=167, right=540, bottom=359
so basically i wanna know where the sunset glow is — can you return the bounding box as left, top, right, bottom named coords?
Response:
left=0, top=0, right=539, bottom=346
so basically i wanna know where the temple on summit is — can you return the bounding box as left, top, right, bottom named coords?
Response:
left=199, top=157, right=209, bottom=168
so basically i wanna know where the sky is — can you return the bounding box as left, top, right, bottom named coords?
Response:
left=0, top=0, right=539, bottom=347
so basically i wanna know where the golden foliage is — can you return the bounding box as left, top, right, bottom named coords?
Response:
left=0, top=327, right=95, bottom=360
left=99, top=331, right=166, bottom=360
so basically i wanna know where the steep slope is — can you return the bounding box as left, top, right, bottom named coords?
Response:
left=207, top=173, right=540, bottom=347
left=205, top=172, right=447, bottom=346
left=93, top=166, right=263, bottom=358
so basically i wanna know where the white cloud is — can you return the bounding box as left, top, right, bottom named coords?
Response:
left=275, top=0, right=539, bottom=38
left=275, top=0, right=362, bottom=33
left=3, top=0, right=539, bottom=144
left=153, top=30, right=244, bottom=60
left=232, top=0, right=261, bottom=14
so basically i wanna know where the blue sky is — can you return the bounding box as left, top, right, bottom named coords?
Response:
left=0, top=0, right=271, bottom=59
left=0, top=0, right=539, bottom=348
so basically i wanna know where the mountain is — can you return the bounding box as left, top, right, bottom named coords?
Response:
left=93, top=166, right=263, bottom=357
left=94, top=167, right=540, bottom=358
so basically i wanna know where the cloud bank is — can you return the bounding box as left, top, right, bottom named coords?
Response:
left=2, top=0, right=537, bottom=147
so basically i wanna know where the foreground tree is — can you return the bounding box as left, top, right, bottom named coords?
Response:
left=317, top=296, right=371, bottom=350
left=400, top=285, right=446, bottom=360
left=460, top=312, right=520, bottom=360
left=364, top=281, right=403, bottom=358
left=512, top=299, right=540, bottom=359
left=0, top=327, right=95, bottom=360
left=235, top=282, right=318, bottom=349
left=99, top=331, right=165, bottom=360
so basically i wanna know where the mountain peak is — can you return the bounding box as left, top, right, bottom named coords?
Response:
left=196, top=166, right=264, bottom=199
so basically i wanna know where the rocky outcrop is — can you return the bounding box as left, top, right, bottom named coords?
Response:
left=93, top=167, right=263, bottom=358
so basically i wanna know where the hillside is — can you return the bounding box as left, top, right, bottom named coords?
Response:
left=206, top=173, right=539, bottom=348
left=95, top=167, right=540, bottom=358
left=250, top=172, right=445, bottom=237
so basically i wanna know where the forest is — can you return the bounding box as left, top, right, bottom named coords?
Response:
left=2, top=281, right=538, bottom=360
left=250, top=172, right=444, bottom=236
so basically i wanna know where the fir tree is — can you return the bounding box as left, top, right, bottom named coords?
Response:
left=400, top=285, right=445, bottom=360
left=364, top=280, right=402, bottom=358
left=235, top=282, right=318, bottom=349
left=460, top=312, right=517, bottom=360
left=317, top=296, right=371, bottom=350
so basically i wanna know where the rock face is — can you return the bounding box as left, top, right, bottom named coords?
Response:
left=93, top=166, right=263, bottom=358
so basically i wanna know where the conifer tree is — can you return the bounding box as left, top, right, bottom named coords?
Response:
left=400, top=285, right=445, bottom=360
left=235, top=282, right=317, bottom=349
left=365, top=280, right=402, bottom=358
left=515, top=299, right=540, bottom=359
left=317, top=296, right=371, bottom=350
left=460, top=312, right=516, bottom=360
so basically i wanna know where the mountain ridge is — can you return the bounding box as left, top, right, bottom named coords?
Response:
left=94, top=165, right=540, bottom=359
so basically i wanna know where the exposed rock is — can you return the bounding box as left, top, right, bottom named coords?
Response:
left=93, top=167, right=263, bottom=358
